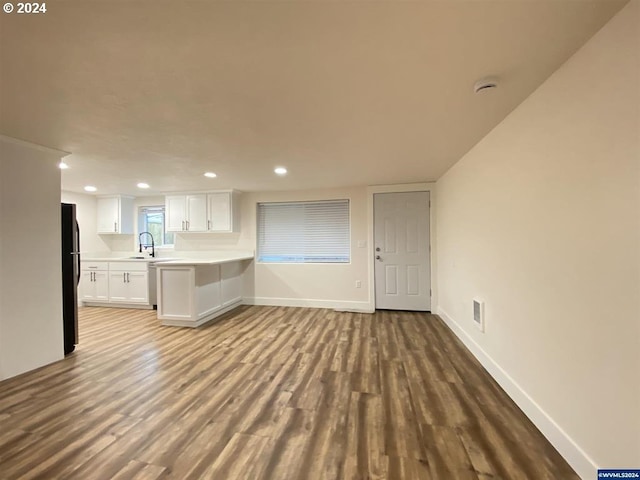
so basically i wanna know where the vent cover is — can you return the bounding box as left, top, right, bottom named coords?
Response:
left=473, top=77, right=498, bottom=94
left=473, top=299, right=485, bottom=332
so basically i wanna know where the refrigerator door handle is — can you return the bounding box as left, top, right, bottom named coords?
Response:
left=75, top=221, right=81, bottom=286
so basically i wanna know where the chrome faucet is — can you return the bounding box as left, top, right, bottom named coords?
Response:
left=138, top=232, right=155, bottom=258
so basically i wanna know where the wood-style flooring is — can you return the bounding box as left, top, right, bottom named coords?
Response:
left=0, top=306, right=577, bottom=479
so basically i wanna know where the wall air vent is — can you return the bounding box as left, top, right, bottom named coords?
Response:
left=473, top=298, right=485, bottom=332
left=473, top=77, right=498, bottom=94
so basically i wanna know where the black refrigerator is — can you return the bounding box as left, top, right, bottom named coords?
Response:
left=61, top=203, right=80, bottom=355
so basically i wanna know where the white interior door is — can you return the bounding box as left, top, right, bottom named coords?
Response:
left=374, top=191, right=430, bottom=311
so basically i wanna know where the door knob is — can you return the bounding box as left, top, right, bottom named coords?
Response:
left=376, top=247, right=381, bottom=252
left=376, top=255, right=382, bottom=261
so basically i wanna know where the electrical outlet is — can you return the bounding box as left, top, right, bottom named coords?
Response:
left=355, top=280, right=362, bottom=288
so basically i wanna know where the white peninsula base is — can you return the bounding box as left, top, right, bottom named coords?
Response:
left=156, top=255, right=252, bottom=327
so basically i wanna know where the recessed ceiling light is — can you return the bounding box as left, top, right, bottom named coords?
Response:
left=137, top=182, right=150, bottom=189
left=204, top=172, right=217, bottom=178
left=59, top=162, right=69, bottom=169
left=84, top=186, right=97, bottom=192
left=274, top=167, right=287, bottom=175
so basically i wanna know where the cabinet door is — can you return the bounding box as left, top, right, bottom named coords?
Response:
left=166, top=196, right=186, bottom=232
left=127, top=272, right=149, bottom=303
left=97, top=197, right=119, bottom=233
left=80, top=271, right=97, bottom=300
left=94, top=271, right=109, bottom=301
left=186, top=195, right=208, bottom=232
left=207, top=192, right=231, bottom=232
left=108, top=272, right=129, bottom=302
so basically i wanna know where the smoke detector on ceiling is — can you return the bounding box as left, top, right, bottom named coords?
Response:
left=474, top=77, right=499, bottom=94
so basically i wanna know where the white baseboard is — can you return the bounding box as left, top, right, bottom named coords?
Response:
left=161, top=300, right=243, bottom=328
left=437, top=307, right=596, bottom=480
left=82, top=301, right=154, bottom=310
left=245, top=297, right=374, bottom=313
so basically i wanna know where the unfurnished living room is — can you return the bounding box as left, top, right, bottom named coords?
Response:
left=0, top=1, right=638, bottom=479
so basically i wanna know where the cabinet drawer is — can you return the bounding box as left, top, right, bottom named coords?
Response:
left=82, top=261, right=109, bottom=271
left=108, top=261, right=149, bottom=272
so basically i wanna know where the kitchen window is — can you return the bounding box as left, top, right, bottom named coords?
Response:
left=257, top=199, right=350, bottom=263
left=138, top=206, right=174, bottom=246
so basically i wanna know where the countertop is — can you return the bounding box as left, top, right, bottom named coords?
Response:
left=155, top=253, right=254, bottom=266
left=84, top=252, right=254, bottom=266
left=83, top=257, right=179, bottom=263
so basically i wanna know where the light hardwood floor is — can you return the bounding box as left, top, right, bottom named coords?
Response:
left=0, top=306, right=577, bottom=479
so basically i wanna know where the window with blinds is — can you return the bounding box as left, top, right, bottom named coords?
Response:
left=257, top=200, right=350, bottom=263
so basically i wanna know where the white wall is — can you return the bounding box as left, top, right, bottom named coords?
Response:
left=61, top=191, right=109, bottom=255
left=78, top=188, right=372, bottom=310
left=239, top=187, right=370, bottom=311
left=170, top=187, right=371, bottom=309
left=141, top=188, right=372, bottom=309
left=62, top=193, right=169, bottom=255
left=436, top=1, right=640, bottom=477
left=0, top=137, right=65, bottom=380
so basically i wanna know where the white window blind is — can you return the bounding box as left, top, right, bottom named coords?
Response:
left=257, top=200, right=350, bottom=263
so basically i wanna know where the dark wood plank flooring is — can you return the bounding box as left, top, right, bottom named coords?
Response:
left=0, top=306, right=578, bottom=479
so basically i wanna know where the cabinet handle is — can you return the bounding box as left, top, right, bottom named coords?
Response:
left=127, top=272, right=130, bottom=283
left=114, top=222, right=117, bottom=232
left=186, top=220, right=189, bottom=231
left=93, top=272, right=96, bottom=282
left=207, top=220, right=211, bottom=230
left=182, top=220, right=185, bottom=230
left=123, top=272, right=126, bottom=283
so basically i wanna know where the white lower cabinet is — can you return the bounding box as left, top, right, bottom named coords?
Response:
left=108, top=271, right=149, bottom=304
left=83, top=261, right=153, bottom=309
left=81, top=262, right=109, bottom=301
left=157, top=260, right=245, bottom=327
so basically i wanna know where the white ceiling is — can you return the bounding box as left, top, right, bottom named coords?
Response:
left=0, top=1, right=627, bottom=195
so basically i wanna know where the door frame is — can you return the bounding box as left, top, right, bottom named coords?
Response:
left=367, top=182, right=436, bottom=312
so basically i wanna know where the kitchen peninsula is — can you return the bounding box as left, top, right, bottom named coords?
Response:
left=155, top=251, right=253, bottom=327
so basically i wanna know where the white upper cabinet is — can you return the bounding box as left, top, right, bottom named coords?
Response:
left=165, top=195, right=187, bottom=232
left=166, top=194, right=207, bottom=232
left=96, top=196, right=134, bottom=234
left=187, top=195, right=208, bottom=232
left=207, top=191, right=240, bottom=232
left=166, top=191, right=240, bottom=233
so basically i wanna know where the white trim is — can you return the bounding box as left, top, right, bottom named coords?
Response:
left=245, top=297, right=374, bottom=313
left=0, top=134, right=71, bottom=157
left=162, top=299, right=243, bottom=328
left=437, top=307, right=597, bottom=480
left=82, top=301, right=153, bottom=310
left=367, top=183, right=437, bottom=312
